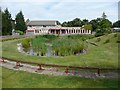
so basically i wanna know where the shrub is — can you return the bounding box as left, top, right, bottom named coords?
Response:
left=22, top=38, right=31, bottom=51
left=103, top=39, right=110, bottom=44
left=15, top=30, right=24, bottom=35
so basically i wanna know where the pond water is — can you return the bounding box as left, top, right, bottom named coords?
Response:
left=17, top=43, right=87, bottom=57
left=27, top=45, right=55, bottom=57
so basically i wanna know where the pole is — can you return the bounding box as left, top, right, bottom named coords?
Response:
left=65, top=67, right=69, bottom=75
left=97, top=68, right=100, bottom=76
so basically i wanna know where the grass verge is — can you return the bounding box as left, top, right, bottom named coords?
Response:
left=2, top=67, right=119, bottom=88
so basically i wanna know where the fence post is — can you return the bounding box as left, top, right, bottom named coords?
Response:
left=37, top=64, right=42, bottom=70
left=65, top=67, right=68, bottom=75
left=14, top=61, right=21, bottom=69
left=16, top=61, right=21, bottom=67
left=97, top=68, right=100, bottom=76
left=72, top=70, right=74, bottom=75
left=15, top=61, right=21, bottom=68
left=1, top=59, right=5, bottom=63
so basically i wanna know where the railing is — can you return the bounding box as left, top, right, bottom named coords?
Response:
left=1, top=57, right=120, bottom=76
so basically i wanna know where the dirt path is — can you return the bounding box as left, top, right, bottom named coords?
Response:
left=0, top=59, right=119, bottom=79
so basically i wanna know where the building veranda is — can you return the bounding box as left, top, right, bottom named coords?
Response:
left=26, top=20, right=91, bottom=35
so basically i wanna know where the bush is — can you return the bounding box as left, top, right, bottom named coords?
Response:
left=22, top=38, right=31, bottom=51
left=15, top=30, right=24, bottom=35
left=103, top=39, right=110, bottom=44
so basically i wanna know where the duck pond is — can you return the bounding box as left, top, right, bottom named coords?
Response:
left=20, top=35, right=93, bottom=57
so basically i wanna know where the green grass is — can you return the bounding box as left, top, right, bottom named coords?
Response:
left=2, top=67, right=119, bottom=88
left=0, top=67, right=2, bottom=89
left=1, top=33, right=119, bottom=68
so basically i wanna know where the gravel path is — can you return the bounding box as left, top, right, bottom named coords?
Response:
left=0, top=59, right=119, bottom=79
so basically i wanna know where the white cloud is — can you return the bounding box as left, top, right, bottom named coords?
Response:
left=1, top=0, right=118, bottom=23
left=1, top=0, right=120, bottom=2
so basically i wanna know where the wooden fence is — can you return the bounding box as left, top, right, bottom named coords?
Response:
left=1, top=57, right=120, bottom=76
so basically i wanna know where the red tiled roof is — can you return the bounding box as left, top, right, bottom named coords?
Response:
left=49, top=28, right=65, bottom=30
left=26, top=30, right=34, bottom=32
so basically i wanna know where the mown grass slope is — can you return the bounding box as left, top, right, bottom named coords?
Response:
left=2, top=68, right=119, bottom=88
left=1, top=33, right=119, bottom=68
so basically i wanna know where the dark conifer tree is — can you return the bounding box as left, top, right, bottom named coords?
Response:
left=2, top=8, right=12, bottom=35
left=15, top=11, right=27, bottom=33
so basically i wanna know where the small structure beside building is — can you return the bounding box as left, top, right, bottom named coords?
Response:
left=26, top=20, right=91, bottom=35
left=12, top=29, right=19, bottom=36
left=113, top=27, right=120, bottom=32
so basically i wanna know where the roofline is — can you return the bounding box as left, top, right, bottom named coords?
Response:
left=28, top=20, right=58, bottom=22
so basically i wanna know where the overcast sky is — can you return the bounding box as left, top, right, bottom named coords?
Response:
left=1, top=0, right=119, bottom=23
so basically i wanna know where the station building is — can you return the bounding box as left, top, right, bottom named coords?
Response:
left=26, top=20, right=91, bottom=35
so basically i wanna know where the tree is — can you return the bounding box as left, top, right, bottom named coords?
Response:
left=15, top=11, right=27, bottom=33
left=62, top=18, right=82, bottom=27
left=95, top=13, right=112, bottom=37
left=102, top=12, right=107, bottom=19
left=67, top=21, right=73, bottom=27
left=113, top=20, right=120, bottom=28
left=61, top=22, right=68, bottom=27
left=83, top=24, right=92, bottom=30
left=95, top=19, right=112, bottom=36
left=90, top=19, right=98, bottom=31
left=98, top=19, right=112, bottom=29
left=2, top=8, right=12, bottom=35
left=81, top=19, right=89, bottom=26
left=72, top=18, right=82, bottom=27
left=0, top=8, right=1, bottom=35
left=57, top=21, right=61, bottom=25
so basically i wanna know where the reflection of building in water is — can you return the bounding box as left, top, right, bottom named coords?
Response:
left=26, top=20, right=91, bottom=35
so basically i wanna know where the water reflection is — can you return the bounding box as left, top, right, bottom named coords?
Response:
left=27, top=45, right=55, bottom=57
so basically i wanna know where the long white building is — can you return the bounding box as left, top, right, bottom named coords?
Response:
left=26, top=20, right=91, bottom=35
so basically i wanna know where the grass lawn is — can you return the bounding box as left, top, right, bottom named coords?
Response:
left=1, top=33, right=119, bottom=68
left=2, top=67, right=119, bottom=88
left=0, top=67, right=2, bottom=89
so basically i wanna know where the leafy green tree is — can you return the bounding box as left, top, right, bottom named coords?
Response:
left=57, top=21, right=61, bottom=25
left=113, top=20, right=120, bottom=28
left=83, top=24, right=92, bottom=30
left=90, top=19, right=98, bottom=31
left=102, top=12, right=107, bottom=19
left=0, top=8, right=2, bottom=35
left=98, top=19, right=112, bottom=29
left=2, top=8, right=12, bottom=35
left=95, top=19, right=112, bottom=36
left=61, top=22, right=68, bottom=27
left=81, top=19, right=89, bottom=26
left=62, top=18, right=82, bottom=27
left=67, top=21, right=73, bottom=27
left=95, top=12, right=112, bottom=37
left=72, top=18, right=82, bottom=27
left=15, top=11, right=27, bottom=33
